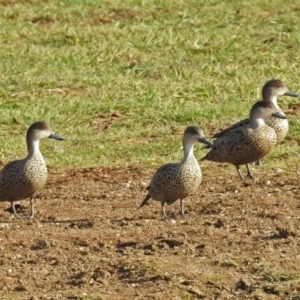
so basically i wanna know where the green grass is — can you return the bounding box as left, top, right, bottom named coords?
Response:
left=0, top=0, right=300, bottom=169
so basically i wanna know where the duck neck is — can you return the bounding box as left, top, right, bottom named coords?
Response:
left=183, top=142, right=194, bottom=161
left=27, top=139, right=41, bottom=157
left=264, top=95, right=279, bottom=109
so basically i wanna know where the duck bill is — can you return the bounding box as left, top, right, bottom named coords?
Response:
left=284, top=90, right=298, bottom=97
left=199, top=137, right=213, bottom=148
left=49, top=133, right=65, bottom=141
left=272, top=112, right=287, bottom=120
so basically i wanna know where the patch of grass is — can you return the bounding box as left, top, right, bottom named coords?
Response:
left=180, top=291, right=194, bottom=299
left=262, top=271, right=300, bottom=283
left=220, top=259, right=238, bottom=268
left=0, top=0, right=299, bottom=171
left=73, top=291, right=103, bottom=300
left=250, top=262, right=300, bottom=296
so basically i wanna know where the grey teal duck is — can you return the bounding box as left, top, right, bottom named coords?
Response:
left=202, top=101, right=287, bottom=180
left=0, top=122, right=65, bottom=219
left=140, top=126, right=211, bottom=220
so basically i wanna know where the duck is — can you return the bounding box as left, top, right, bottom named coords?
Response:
left=140, top=126, right=211, bottom=220
left=202, top=101, right=287, bottom=180
left=0, top=121, right=65, bottom=219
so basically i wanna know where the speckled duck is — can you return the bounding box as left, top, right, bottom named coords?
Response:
left=202, top=101, right=287, bottom=180
left=0, top=122, right=65, bottom=219
left=140, top=126, right=211, bottom=220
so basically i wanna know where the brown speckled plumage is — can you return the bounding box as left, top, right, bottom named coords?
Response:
left=203, top=101, right=287, bottom=180
left=140, top=126, right=211, bottom=220
left=0, top=122, right=65, bottom=219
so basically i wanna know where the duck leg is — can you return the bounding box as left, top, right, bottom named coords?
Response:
left=253, top=159, right=262, bottom=166
left=179, top=199, right=185, bottom=217
left=11, top=198, right=35, bottom=219
left=161, top=201, right=168, bottom=220
left=246, top=164, right=254, bottom=179
left=235, top=165, right=245, bottom=181
left=11, top=202, right=23, bottom=219
left=29, top=197, right=35, bottom=219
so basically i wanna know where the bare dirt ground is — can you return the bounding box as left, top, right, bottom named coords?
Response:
left=0, top=164, right=300, bottom=300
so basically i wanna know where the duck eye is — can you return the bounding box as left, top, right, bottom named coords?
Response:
left=39, top=124, right=47, bottom=130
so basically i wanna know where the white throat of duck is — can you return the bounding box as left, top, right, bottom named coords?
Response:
left=27, top=140, right=41, bottom=156
left=183, top=141, right=195, bottom=160
left=267, top=96, right=279, bottom=109
left=251, top=117, right=266, bottom=129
